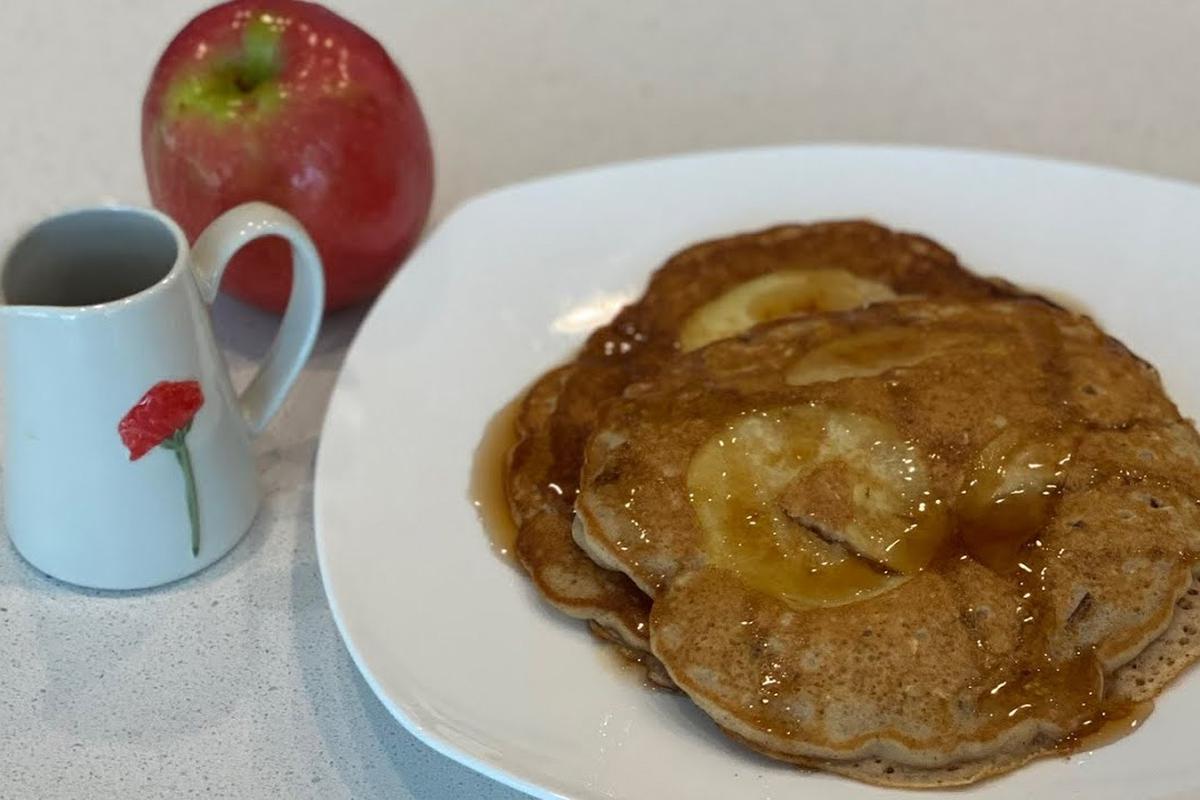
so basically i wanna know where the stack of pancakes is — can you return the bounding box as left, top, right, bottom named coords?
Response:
left=502, top=221, right=1200, bottom=787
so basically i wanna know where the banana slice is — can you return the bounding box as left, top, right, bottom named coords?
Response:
left=678, top=269, right=897, bottom=352
left=957, top=428, right=1077, bottom=572
left=785, top=326, right=986, bottom=386
left=687, top=404, right=948, bottom=608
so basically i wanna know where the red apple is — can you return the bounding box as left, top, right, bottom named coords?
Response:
left=142, top=0, right=433, bottom=312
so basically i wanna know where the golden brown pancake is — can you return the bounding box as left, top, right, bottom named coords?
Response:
left=504, top=222, right=1016, bottom=664
left=574, top=298, right=1200, bottom=783
left=507, top=363, right=659, bottom=660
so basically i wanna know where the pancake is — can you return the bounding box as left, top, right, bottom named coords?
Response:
left=573, top=298, right=1200, bottom=783
left=504, top=221, right=1016, bottom=666
left=724, top=572, right=1200, bottom=789
left=507, top=364, right=660, bottom=665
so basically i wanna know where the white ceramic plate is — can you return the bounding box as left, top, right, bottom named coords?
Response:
left=315, top=145, right=1200, bottom=799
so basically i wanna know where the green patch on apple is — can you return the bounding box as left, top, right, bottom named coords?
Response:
left=165, top=18, right=284, bottom=122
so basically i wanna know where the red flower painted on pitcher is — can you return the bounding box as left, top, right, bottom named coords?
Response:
left=118, top=380, right=205, bottom=460
left=119, top=380, right=205, bottom=556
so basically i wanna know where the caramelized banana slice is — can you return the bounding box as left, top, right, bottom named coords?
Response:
left=785, top=327, right=993, bottom=386
left=957, top=427, right=1078, bottom=572
left=678, top=270, right=897, bottom=352
left=686, top=404, right=948, bottom=607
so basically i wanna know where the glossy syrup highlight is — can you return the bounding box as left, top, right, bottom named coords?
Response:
left=470, top=392, right=523, bottom=562
left=1064, top=699, right=1156, bottom=752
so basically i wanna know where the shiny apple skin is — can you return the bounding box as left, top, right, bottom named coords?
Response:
left=142, top=0, right=434, bottom=312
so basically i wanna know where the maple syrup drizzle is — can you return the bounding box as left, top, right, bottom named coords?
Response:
left=469, top=392, right=523, bottom=563
left=955, top=427, right=1077, bottom=573
left=1063, top=699, right=1156, bottom=752
left=687, top=405, right=948, bottom=607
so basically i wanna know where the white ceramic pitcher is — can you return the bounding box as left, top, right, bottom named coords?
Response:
left=0, top=203, right=324, bottom=589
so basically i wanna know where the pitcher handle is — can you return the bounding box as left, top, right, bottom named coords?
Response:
left=189, top=202, right=325, bottom=435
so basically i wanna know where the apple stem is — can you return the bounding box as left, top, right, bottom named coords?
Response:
left=239, top=18, right=282, bottom=90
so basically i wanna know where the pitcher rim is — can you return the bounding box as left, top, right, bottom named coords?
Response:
left=0, top=204, right=189, bottom=318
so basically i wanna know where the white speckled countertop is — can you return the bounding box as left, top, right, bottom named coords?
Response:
left=3, top=1, right=1200, bottom=797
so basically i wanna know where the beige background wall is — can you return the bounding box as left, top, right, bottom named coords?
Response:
left=2, top=1, right=1197, bottom=228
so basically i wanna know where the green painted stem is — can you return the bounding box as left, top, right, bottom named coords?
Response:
left=168, top=430, right=201, bottom=557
